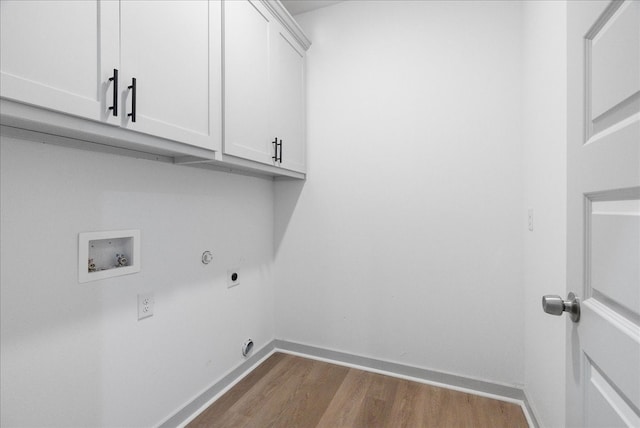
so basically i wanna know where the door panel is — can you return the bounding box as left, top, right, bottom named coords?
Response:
left=0, top=0, right=119, bottom=124
left=584, top=194, right=640, bottom=411
left=223, top=0, right=272, bottom=163
left=586, top=363, right=640, bottom=427
left=270, top=25, right=306, bottom=173
left=589, top=0, right=640, bottom=122
left=591, top=200, right=640, bottom=313
left=567, top=0, right=640, bottom=427
left=120, top=0, right=219, bottom=150
left=581, top=298, right=640, bottom=419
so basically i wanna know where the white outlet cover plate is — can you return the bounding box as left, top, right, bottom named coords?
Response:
left=138, top=292, right=154, bottom=320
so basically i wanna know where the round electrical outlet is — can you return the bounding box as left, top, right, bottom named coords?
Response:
left=201, top=251, right=213, bottom=265
left=227, top=268, right=240, bottom=288
left=242, top=339, right=254, bottom=357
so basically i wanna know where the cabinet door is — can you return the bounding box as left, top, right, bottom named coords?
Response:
left=269, top=24, right=306, bottom=173
left=120, top=0, right=221, bottom=151
left=223, top=0, right=273, bottom=164
left=0, top=0, right=119, bottom=124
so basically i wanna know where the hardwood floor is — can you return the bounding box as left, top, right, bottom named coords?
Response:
left=187, top=353, right=528, bottom=428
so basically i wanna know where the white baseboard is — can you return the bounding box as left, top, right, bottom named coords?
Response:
left=160, top=339, right=539, bottom=428
left=275, top=340, right=538, bottom=428
left=158, top=341, right=276, bottom=428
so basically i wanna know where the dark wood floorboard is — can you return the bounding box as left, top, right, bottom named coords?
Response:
left=187, top=352, right=528, bottom=428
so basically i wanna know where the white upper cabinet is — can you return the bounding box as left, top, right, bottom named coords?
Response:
left=0, top=0, right=221, bottom=151
left=119, top=1, right=221, bottom=149
left=223, top=0, right=272, bottom=164
left=0, top=0, right=119, bottom=125
left=1, top=0, right=307, bottom=176
left=269, top=22, right=306, bottom=173
left=223, top=0, right=310, bottom=173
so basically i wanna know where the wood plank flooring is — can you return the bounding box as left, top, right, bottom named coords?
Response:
left=187, top=353, right=528, bottom=428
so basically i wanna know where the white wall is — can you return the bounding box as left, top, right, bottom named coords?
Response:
left=0, top=136, right=275, bottom=427
left=1, top=2, right=571, bottom=425
left=522, top=1, right=567, bottom=426
left=275, top=0, right=525, bottom=386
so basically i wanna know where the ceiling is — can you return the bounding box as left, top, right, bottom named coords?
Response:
left=280, top=0, right=344, bottom=16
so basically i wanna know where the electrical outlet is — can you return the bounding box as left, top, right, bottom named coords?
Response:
left=528, top=209, right=534, bottom=231
left=227, top=268, right=240, bottom=288
left=138, top=292, right=154, bottom=320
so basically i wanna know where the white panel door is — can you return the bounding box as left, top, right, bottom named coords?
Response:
left=270, top=23, right=306, bottom=173
left=120, top=0, right=220, bottom=150
left=566, top=1, right=640, bottom=427
left=0, top=0, right=119, bottom=124
left=223, top=0, right=273, bottom=164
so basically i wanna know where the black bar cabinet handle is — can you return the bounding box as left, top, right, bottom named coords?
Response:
left=108, top=68, right=118, bottom=117
left=128, top=77, right=136, bottom=122
left=272, top=137, right=279, bottom=161
left=278, top=139, right=283, bottom=163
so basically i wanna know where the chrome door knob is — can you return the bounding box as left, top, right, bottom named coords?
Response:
left=542, top=295, right=565, bottom=315
left=542, top=292, right=580, bottom=322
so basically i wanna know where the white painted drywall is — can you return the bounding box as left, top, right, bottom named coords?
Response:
left=281, top=0, right=343, bottom=16
left=522, top=1, right=567, bottom=426
left=275, top=0, right=525, bottom=386
left=0, top=136, right=275, bottom=427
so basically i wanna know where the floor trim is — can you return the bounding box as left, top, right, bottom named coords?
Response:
left=523, top=390, right=541, bottom=428
left=162, top=339, right=539, bottom=427
left=276, top=340, right=537, bottom=427
left=158, top=341, right=276, bottom=428
left=276, top=340, right=523, bottom=400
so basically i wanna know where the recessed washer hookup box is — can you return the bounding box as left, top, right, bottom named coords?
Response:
left=78, top=229, right=141, bottom=283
